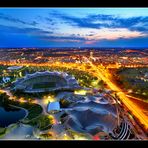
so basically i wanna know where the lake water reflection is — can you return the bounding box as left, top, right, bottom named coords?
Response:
left=0, top=106, right=26, bottom=127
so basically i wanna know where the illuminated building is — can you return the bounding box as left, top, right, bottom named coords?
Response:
left=12, top=71, right=81, bottom=93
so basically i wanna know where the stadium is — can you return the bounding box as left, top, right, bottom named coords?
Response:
left=12, top=71, right=81, bottom=93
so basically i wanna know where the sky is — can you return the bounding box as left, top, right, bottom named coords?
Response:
left=0, top=8, right=148, bottom=48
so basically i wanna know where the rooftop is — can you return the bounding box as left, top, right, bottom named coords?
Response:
left=12, top=71, right=81, bottom=93
left=7, top=66, right=23, bottom=70
left=47, top=102, right=60, bottom=113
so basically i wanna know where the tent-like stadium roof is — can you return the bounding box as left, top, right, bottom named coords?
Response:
left=12, top=71, right=81, bottom=93
left=64, top=100, right=118, bottom=135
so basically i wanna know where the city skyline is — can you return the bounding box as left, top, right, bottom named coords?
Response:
left=0, top=8, right=148, bottom=48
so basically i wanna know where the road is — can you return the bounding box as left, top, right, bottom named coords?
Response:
left=84, top=58, right=148, bottom=131
left=126, top=94, right=148, bottom=103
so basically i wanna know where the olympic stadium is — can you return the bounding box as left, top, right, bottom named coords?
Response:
left=12, top=71, right=81, bottom=93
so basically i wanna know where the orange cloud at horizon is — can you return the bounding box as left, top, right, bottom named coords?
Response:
left=85, top=40, right=96, bottom=44
left=84, top=28, right=147, bottom=42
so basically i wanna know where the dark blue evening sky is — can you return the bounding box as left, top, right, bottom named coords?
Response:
left=0, top=8, right=148, bottom=48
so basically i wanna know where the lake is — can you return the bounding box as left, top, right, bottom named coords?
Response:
left=0, top=106, right=26, bottom=127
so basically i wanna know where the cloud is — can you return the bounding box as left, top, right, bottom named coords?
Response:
left=49, top=11, right=148, bottom=33
left=40, top=35, right=85, bottom=43
left=0, top=13, right=38, bottom=26
left=45, top=17, right=56, bottom=26
left=0, top=14, right=147, bottom=47
left=39, top=27, right=147, bottom=44
left=84, top=28, right=147, bottom=41
left=85, top=41, right=96, bottom=45
left=46, top=39, right=81, bottom=43
left=49, top=11, right=106, bottom=28
left=0, top=24, right=53, bottom=37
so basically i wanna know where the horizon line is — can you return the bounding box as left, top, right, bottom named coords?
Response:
left=0, top=47, right=148, bottom=49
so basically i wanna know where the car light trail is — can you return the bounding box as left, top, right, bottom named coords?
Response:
left=86, top=59, right=148, bottom=130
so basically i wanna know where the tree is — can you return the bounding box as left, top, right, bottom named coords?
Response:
left=59, top=98, right=71, bottom=108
